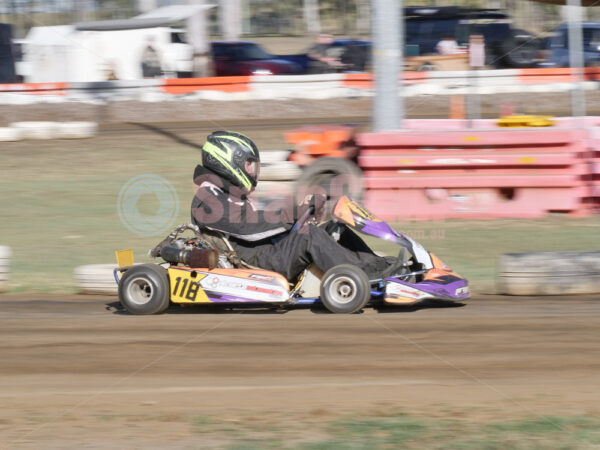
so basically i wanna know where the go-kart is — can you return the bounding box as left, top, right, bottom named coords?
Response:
left=114, top=196, right=470, bottom=315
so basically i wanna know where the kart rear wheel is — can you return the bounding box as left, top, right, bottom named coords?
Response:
left=295, top=157, right=364, bottom=217
left=320, top=264, right=370, bottom=314
left=118, top=264, right=170, bottom=315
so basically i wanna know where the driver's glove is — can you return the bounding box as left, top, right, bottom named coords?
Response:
left=299, top=193, right=327, bottom=225
left=310, top=194, right=327, bottom=224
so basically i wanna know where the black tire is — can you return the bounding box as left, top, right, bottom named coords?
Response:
left=320, top=264, right=370, bottom=314
left=419, top=62, right=436, bottom=71
left=295, top=157, right=363, bottom=210
left=118, top=264, right=170, bottom=315
left=499, top=31, right=539, bottom=68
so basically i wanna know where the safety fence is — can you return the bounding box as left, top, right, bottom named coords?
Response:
left=355, top=125, right=595, bottom=220
left=2, top=67, right=600, bottom=104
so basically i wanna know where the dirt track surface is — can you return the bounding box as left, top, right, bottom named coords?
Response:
left=1, top=294, right=599, bottom=448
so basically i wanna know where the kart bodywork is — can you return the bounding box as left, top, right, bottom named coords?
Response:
left=115, top=196, right=469, bottom=314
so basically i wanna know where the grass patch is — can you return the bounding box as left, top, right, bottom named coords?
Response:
left=191, top=414, right=214, bottom=430
left=322, top=414, right=428, bottom=447
left=2, top=132, right=599, bottom=293
left=487, top=415, right=594, bottom=434
left=484, top=416, right=600, bottom=446
left=184, top=411, right=600, bottom=449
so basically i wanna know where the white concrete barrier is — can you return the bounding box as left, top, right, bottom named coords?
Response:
left=498, top=251, right=600, bottom=296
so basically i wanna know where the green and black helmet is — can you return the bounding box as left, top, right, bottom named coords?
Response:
left=201, top=131, right=260, bottom=192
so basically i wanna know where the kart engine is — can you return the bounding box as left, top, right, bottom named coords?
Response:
left=159, top=238, right=218, bottom=269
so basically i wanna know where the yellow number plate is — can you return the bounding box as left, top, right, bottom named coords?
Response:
left=115, top=249, right=134, bottom=267
left=168, top=268, right=210, bottom=303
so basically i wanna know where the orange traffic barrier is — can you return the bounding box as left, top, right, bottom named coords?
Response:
left=0, top=82, right=67, bottom=95
left=449, top=95, right=465, bottom=120
left=342, top=72, right=427, bottom=90
left=161, top=76, right=251, bottom=94
left=518, top=67, right=600, bottom=84
left=285, top=125, right=358, bottom=166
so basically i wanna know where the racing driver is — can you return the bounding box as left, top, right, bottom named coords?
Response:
left=191, top=130, right=399, bottom=281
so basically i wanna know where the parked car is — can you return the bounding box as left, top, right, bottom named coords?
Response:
left=537, top=22, right=600, bottom=68
left=281, top=7, right=537, bottom=74
left=0, top=23, right=17, bottom=82
left=279, top=39, right=372, bottom=74
left=405, top=6, right=539, bottom=68
left=210, top=41, right=303, bottom=76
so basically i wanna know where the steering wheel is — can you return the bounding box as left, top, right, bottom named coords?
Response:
left=290, top=203, right=316, bottom=233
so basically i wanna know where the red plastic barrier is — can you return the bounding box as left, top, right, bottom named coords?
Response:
left=593, top=146, right=600, bottom=209
left=582, top=126, right=600, bottom=210
left=356, top=128, right=591, bottom=219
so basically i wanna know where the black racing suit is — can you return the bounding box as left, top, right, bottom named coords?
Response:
left=191, top=166, right=389, bottom=281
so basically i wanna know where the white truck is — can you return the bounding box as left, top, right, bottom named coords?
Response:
left=20, top=5, right=212, bottom=82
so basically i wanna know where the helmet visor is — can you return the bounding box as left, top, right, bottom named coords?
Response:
left=245, top=160, right=259, bottom=179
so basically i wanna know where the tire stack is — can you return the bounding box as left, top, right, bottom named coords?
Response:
left=255, top=150, right=302, bottom=200
left=10, top=122, right=58, bottom=140
left=55, top=122, right=98, bottom=139
left=0, top=127, right=21, bottom=142
left=7, top=122, right=98, bottom=140
left=498, top=251, right=600, bottom=295
left=74, top=264, right=120, bottom=295
left=0, top=246, right=11, bottom=293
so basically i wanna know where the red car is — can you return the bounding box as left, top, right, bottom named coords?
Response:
left=211, top=41, right=303, bottom=76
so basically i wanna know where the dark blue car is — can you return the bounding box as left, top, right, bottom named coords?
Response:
left=539, top=22, right=600, bottom=68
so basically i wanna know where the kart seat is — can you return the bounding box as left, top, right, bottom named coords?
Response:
left=195, top=227, right=261, bottom=270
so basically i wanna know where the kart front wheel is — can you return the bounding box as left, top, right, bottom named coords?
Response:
left=118, top=264, right=170, bottom=315
left=320, top=264, right=370, bottom=314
